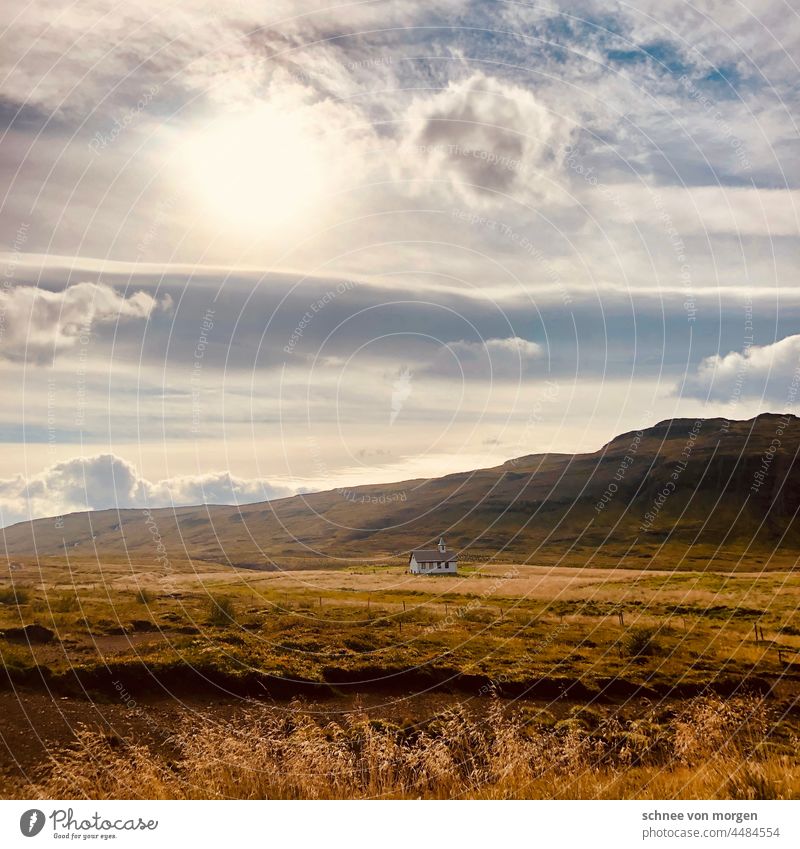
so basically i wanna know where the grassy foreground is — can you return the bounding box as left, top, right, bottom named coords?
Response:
left=2, top=559, right=799, bottom=695
left=2, top=559, right=799, bottom=799
left=20, top=695, right=800, bottom=800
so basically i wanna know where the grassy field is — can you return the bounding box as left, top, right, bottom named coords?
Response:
left=2, top=556, right=799, bottom=691
left=16, top=695, right=800, bottom=800
left=1, top=556, right=799, bottom=798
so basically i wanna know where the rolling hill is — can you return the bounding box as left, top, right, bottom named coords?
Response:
left=3, top=413, right=800, bottom=569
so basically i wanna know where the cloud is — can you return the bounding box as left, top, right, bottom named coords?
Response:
left=429, top=336, right=543, bottom=379
left=0, top=281, right=168, bottom=360
left=400, top=73, right=574, bottom=204
left=473, top=337, right=542, bottom=358
left=609, top=185, right=800, bottom=237
left=0, top=453, right=293, bottom=527
left=0, top=0, right=797, bottom=484
left=0, top=0, right=266, bottom=114
left=609, top=0, right=799, bottom=83
left=682, top=334, right=800, bottom=402
left=0, top=0, right=469, bottom=116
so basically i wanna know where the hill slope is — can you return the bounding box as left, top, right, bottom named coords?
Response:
left=3, top=414, right=800, bottom=567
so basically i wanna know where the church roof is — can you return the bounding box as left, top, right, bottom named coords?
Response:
left=409, top=548, right=458, bottom=562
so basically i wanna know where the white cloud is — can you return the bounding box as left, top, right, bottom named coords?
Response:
left=0, top=0, right=264, bottom=113
left=475, top=337, right=543, bottom=358
left=683, top=333, right=800, bottom=402
left=0, top=281, right=168, bottom=360
left=0, top=0, right=470, bottom=115
left=0, top=453, right=292, bottom=527
left=430, top=335, right=543, bottom=379
left=399, top=73, right=574, bottom=205
left=609, top=185, right=800, bottom=237
left=613, top=0, right=799, bottom=82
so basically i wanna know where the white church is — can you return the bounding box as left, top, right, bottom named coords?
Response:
left=408, top=536, right=458, bottom=574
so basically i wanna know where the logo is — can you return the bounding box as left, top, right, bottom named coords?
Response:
left=20, top=809, right=45, bottom=837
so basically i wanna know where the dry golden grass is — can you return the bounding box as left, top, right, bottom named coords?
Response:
left=4, top=560, right=798, bottom=690
left=24, top=696, right=800, bottom=800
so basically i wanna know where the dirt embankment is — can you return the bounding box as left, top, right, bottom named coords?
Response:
left=0, top=657, right=785, bottom=703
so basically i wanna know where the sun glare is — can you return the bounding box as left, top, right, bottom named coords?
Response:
left=181, top=106, right=330, bottom=237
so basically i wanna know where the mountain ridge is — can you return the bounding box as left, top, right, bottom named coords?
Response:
left=3, top=413, right=800, bottom=567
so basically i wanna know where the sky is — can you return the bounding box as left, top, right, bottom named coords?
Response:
left=0, top=0, right=798, bottom=526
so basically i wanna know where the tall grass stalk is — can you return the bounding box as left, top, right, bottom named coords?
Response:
left=24, top=696, right=799, bottom=800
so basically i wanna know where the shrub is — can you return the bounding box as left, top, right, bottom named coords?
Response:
left=673, top=695, right=769, bottom=766
left=207, top=596, right=237, bottom=626
left=622, top=626, right=661, bottom=657
left=49, top=593, right=79, bottom=613
left=0, top=586, right=29, bottom=605
left=135, top=588, right=155, bottom=605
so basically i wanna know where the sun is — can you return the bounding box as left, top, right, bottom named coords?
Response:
left=180, top=105, right=331, bottom=238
